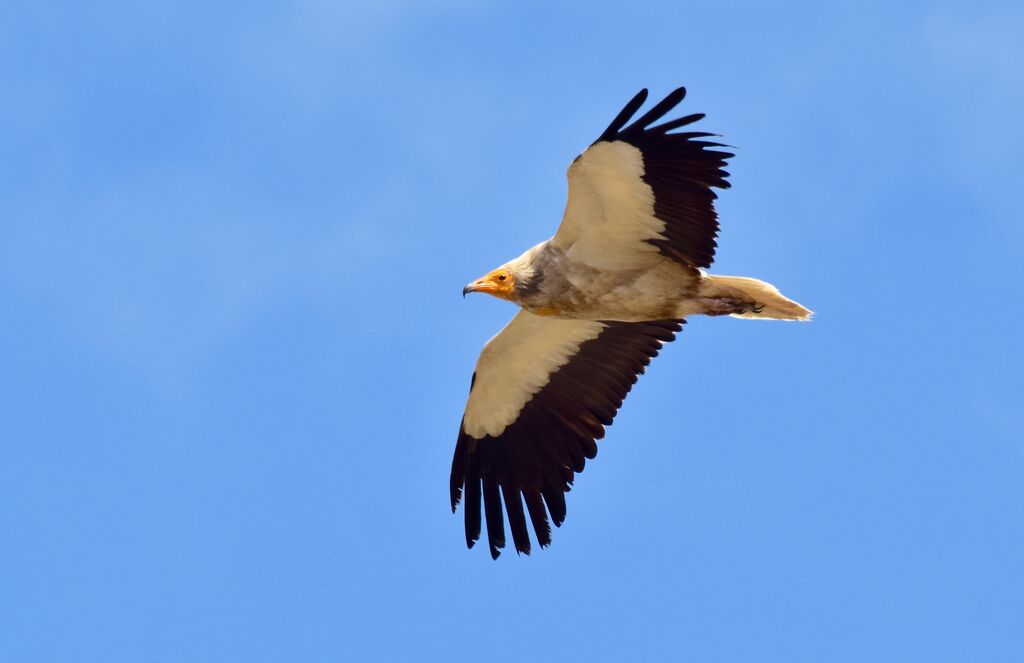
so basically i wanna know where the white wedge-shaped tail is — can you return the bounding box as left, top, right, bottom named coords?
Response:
left=702, top=274, right=813, bottom=321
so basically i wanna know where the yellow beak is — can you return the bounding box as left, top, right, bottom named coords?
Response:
left=463, top=278, right=499, bottom=297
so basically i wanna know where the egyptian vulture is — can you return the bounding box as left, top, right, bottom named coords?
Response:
left=452, top=87, right=810, bottom=558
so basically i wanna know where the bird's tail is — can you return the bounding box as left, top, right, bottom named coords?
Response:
left=701, top=275, right=812, bottom=321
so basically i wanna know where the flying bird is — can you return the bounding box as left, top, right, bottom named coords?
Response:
left=451, top=87, right=811, bottom=559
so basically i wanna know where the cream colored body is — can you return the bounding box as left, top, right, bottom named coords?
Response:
left=501, top=240, right=810, bottom=323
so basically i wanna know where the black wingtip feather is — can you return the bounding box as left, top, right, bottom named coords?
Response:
left=541, top=483, right=568, bottom=528
left=450, top=448, right=466, bottom=513
left=464, top=461, right=482, bottom=549
left=503, top=487, right=532, bottom=556
left=650, top=113, right=705, bottom=134
left=622, top=86, right=687, bottom=135
left=483, top=472, right=506, bottom=558
left=523, top=488, right=552, bottom=548
left=596, top=88, right=648, bottom=143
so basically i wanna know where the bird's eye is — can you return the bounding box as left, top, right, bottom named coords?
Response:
left=497, top=273, right=507, bottom=281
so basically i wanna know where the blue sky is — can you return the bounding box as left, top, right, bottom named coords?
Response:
left=2, top=1, right=1022, bottom=661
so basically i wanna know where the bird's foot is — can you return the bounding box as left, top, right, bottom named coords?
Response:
left=697, top=296, right=762, bottom=316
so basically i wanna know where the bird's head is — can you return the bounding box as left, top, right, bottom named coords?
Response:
left=463, top=267, right=518, bottom=301
left=463, top=243, right=544, bottom=303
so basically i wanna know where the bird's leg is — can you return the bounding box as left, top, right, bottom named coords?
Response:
left=696, top=296, right=761, bottom=316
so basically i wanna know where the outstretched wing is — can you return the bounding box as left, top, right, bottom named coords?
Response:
left=451, top=311, right=682, bottom=558
left=552, top=87, right=732, bottom=271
